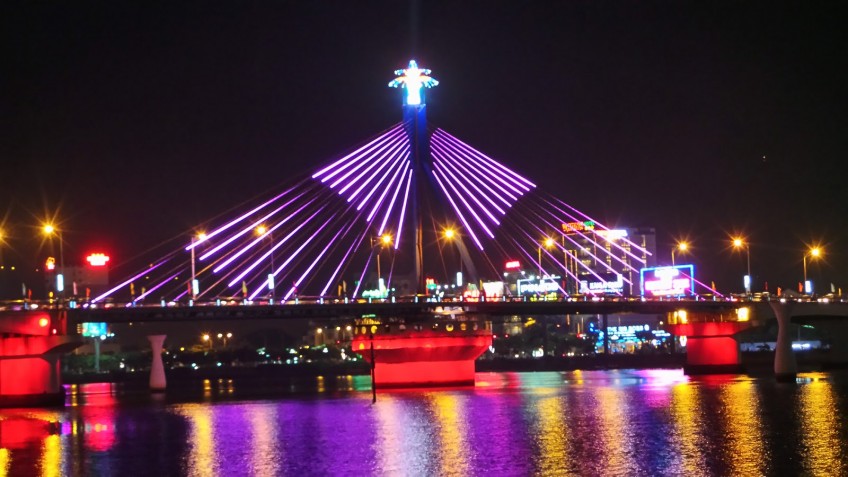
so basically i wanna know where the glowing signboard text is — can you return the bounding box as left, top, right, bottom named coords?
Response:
left=640, top=265, right=694, bottom=296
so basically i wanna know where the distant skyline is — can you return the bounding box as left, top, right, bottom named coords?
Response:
left=1, top=1, right=846, bottom=297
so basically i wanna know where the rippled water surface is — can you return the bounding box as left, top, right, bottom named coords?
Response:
left=2, top=370, right=848, bottom=476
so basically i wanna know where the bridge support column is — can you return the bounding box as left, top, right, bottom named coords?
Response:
left=769, top=301, right=797, bottom=382
left=666, top=322, right=749, bottom=375
left=147, top=335, right=167, bottom=392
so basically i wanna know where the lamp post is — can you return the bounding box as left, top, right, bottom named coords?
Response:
left=443, top=227, right=462, bottom=285
left=671, top=241, right=688, bottom=266
left=256, top=225, right=274, bottom=299
left=803, top=247, right=822, bottom=294
left=732, top=237, right=752, bottom=293
left=43, top=224, right=64, bottom=300
left=371, top=233, right=392, bottom=294
left=190, top=232, right=206, bottom=301
left=539, top=237, right=555, bottom=276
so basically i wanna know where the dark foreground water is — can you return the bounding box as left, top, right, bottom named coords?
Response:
left=2, top=370, right=848, bottom=476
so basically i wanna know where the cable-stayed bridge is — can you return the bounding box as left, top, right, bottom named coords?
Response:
left=90, top=60, right=652, bottom=307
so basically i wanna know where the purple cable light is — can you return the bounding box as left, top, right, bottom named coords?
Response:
left=431, top=141, right=510, bottom=211
left=431, top=135, right=520, bottom=204
left=312, top=123, right=405, bottom=180
left=358, top=147, right=409, bottom=212
left=199, top=190, right=310, bottom=261
left=215, top=197, right=321, bottom=275
left=393, top=169, right=414, bottom=250
left=226, top=205, right=328, bottom=287
left=435, top=129, right=536, bottom=190
left=432, top=151, right=502, bottom=225
left=343, top=138, right=408, bottom=201
left=432, top=133, right=528, bottom=197
left=432, top=168, right=484, bottom=250
left=431, top=135, right=524, bottom=200
left=328, top=132, right=407, bottom=189
left=92, top=259, right=169, bottom=303
left=378, top=161, right=410, bottom=234
left=433, top=163, right=495, bottom=238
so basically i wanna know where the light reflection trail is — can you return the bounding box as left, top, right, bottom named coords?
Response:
left=175, top=404, right=217, bottom=477
left=594, top=385, right=635, bottom=475
left=799, top=374, right=846, bottom=476
left=247, top=404, right=281, bottom=477
left=0, top=448, right=9, bottom=476
left=669, top=382, right=707, bottom=475
left=40, top=434, right=61, bottom=477
left=430, top=393, right=470, bottom=477
left=720, top=380, right=767, bottom=475
left=530, top=389, right=572, bottom=475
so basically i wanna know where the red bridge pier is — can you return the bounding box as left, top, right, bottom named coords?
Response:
left=0, top=310, right=82, bottom=407
left=664, top=309, right=751, bottom=375
left=352, top=320, right=493, bottom=388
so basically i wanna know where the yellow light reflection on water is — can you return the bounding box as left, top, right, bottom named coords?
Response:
left=531, top=389, right=572, bottom=474
left=669, top=383, right=706, bottom=475
left=593, top=386, right=634, bottom=475
left=720, top=380, right=766, bottom=475
left=247, top=405, right=280, bottom=477
left=799, top=374, right=846, bottom=476
left=0, top=448, right=10, bottom=476
left=40, top=434, right=61, bottom=477
left=431, top=393, right=470, bottom=477
left=177, top=404, right=217, bottom=477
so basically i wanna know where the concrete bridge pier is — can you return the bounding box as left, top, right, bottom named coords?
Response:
left=769, top=301, right=797, bottom=382
left=147, top=335, right=167, bottom=392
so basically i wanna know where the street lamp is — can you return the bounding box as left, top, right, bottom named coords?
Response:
left=671, top=241, right=688, bottom=266
left=732, top=237, right=752, bottom=293
left=803, top=247, right=822, bottom=294
left=539, top=237, right=555, bottom=276
left=202, top=333, right=211, bottom=350
left=256, top=225, right=274, bottom=299
left=443, top=227, right=463, bottom=285
left=43, top=224, right=65, bottom=299
left=190, top=232, right=207, bottom=300
left=371, top=233, right=393, bottom=293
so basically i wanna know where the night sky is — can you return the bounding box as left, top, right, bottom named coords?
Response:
left=2, top=1, right=846, bottom=297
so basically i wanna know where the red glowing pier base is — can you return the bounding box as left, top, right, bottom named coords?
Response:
left=666, top=321, right=751, bottom=375
left=352, top=323, right=493, bottom=388
left=0, top=310, right=82, bottom=407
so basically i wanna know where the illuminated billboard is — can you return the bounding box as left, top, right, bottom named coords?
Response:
left=517, top=276, right=561, bottom=295
left=640, top=265, right=694, bottom=297
left=561, top=221, right=595, bottom=234
left=579, top=272, right=624, bottom=295
left=81, top=322, right=108, bottom=338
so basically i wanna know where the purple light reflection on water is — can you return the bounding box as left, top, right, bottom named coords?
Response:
left=3, top=371, right=848, bottom=475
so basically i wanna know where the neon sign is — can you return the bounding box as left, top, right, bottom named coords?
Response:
left=580, top=273, right=624, bottom=294
left=640, top=265, right=694, bottom=296
left=45, top=257, right=56, bottom=271
left=562, top=221, right=595, bottom=234
left=86, top=253, right=110, bottom=267
left=517, top=276, right=560, bottom=295
left=505, top=260, right=521, bottom=270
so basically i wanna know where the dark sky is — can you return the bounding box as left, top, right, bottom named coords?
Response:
left=2, top=1, right=846, bottom=295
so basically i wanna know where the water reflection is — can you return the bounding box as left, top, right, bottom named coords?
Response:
left=720, top=379, right=767, bottom=475
left=1, top=370, right=848, bottom=475
left=798, top=373, right=847, bottom=476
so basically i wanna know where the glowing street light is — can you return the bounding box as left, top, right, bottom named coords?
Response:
left=256, top=225, right=274, bottom=298
left=190, top=232, right=207, bottom=300
left=43, top=223, right=65, bottom=297
left=539, top=237, right=555, bottom=276
left=371, top=233, right=393, bottom=291
left=671, top=241, right=688, bottom=266
left=803, top=246, right=823, bottom=294
left=443, top=227, right=463, bottom=285
left=732, top=237, right=752, bottom=293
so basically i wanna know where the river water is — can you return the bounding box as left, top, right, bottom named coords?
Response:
left=1, top=369, right=847, bottom=476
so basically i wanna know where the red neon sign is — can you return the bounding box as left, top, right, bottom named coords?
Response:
left=505, top=260, right=520, bottom=270
left=86, top=253, right=110, bottom=267
left=45, top=257, right=56, bottom=271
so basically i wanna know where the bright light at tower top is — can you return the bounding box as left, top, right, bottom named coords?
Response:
left=388, top=60, right=439, bottom=106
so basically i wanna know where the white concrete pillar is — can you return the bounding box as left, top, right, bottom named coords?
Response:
left=147, top=335, right=167, bottom=392
left=769, top=301, right=797, bottom=382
